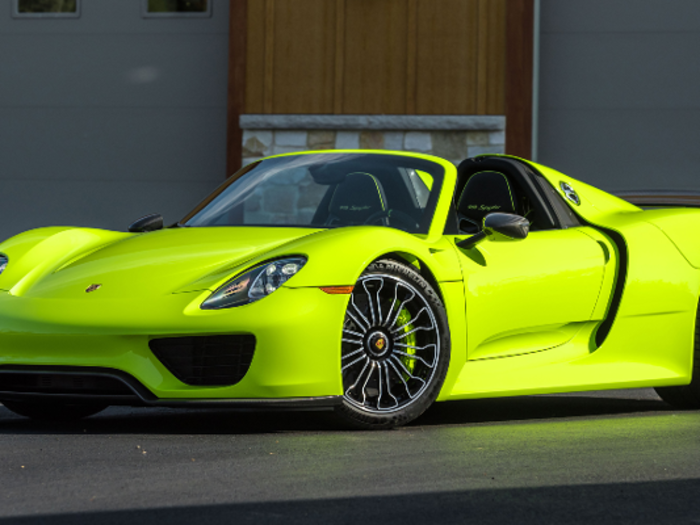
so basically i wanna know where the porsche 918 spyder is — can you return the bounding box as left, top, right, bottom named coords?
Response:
left=0, top=150, right=698, bottom=428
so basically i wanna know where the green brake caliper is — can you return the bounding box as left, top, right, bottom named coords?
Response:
left=395, top=307, right=416, bottom=375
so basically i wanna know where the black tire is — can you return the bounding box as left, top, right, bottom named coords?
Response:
left=334, top=258, right=450, bottom=429
left=1, top=400, right=107, bottom=421
left=655, top=303, right=700, bottom=409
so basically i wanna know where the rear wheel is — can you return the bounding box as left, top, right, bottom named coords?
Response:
left=655, top=303, right=700, bottom=409
left=335, top=259, right=450, bottom=429
left=1, top=400, right=107, bottom=421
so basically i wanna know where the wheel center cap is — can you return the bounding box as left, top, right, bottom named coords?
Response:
left=366, top=330, right=392, bottom=359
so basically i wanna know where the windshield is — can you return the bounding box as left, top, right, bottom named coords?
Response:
left=182, top=153, right=444, bottom=234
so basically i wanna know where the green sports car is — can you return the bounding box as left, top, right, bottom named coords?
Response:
left=1, top=150, right=699, bottom=428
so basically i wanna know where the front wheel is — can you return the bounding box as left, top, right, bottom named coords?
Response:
left=335, top=259, right=450, bottom=429
left=1, top=400, right=107, bottom=421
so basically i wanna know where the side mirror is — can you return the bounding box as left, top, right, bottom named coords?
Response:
left=483, top=212, right=529, bottom=241
left=457, top=213, right=529, bottom=249
left=129, top=214, right=163, bottom=233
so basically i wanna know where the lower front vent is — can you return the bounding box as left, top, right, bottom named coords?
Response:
left=149, top=335, right=256, bottom=386
left=0, top=371, right=136, bottom=397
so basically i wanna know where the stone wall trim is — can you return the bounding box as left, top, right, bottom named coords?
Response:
left=240, top=114, right=505, bottom=131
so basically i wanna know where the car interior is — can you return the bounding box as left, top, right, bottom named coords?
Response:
left=447, top=157, right=581, bottom=235
left=309, top=162, right=438, bottom=232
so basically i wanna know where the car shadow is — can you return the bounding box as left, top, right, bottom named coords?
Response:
left=0, top=389, right=676, bottom=435
left=416, top=391, right=673, bottom=427
left=2, top=479, right=700, bottom=525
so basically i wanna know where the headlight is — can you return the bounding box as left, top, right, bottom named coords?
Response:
left=201, top=256, right=307, bottom=310
left=0, top=255, right=7, bottom=276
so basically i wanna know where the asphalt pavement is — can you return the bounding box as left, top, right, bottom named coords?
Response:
left=0, top=389, right=699, bottom=524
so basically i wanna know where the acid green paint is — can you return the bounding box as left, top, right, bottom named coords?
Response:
left=0, top=151, right=697, bottom=403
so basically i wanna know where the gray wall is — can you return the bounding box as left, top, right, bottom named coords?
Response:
left=0, top=0, right=229, bottom=241
left=538, top=0, right=700, bottom=192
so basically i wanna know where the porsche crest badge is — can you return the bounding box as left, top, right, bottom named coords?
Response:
left=560, top=181, right=581, bottom=206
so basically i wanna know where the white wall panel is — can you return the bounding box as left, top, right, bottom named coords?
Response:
left=0, top=0, right=229, bottom=241
left=538, top=0, right=700, bottom=192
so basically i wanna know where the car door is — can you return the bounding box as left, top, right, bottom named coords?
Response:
left=452, top=226, right=609, bottom=361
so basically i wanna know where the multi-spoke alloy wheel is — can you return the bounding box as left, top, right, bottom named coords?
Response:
left=335, top=259, right=450, bottom=429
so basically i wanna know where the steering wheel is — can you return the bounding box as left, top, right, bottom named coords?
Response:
left=364, top=209, right=420, bottom=231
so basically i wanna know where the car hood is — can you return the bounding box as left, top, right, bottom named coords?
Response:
left=12, top=227, right=320, bottom=300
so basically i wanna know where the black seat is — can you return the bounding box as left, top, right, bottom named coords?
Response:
left=457, top=171, right=521, bottom=232
left=326, top=172, right=388, bottom=226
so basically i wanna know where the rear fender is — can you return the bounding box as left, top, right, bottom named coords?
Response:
left=638, top=208, right=700, bottom=269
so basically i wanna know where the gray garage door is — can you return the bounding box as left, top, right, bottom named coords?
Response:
left=0, top=0, right=229, bottom=242
left=537, top=0, right=700, bottom=194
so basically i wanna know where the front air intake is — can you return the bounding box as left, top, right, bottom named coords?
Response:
left=149, top=335, right=256, bottom=386
left=0, top=371, right=134, bottom=396
left=0, top=367, right=146, bottom=404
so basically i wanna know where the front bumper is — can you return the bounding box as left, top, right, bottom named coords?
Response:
left=0, top=287, right=348, bottom=401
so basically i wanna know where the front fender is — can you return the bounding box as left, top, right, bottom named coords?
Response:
left=277, top=226, right=463, bottom=288
left=274, top=226, right=467, bottom=403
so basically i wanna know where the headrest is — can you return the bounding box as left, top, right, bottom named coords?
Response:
left=328, top=172, right=387, bottom=225
left=457, top=171, right=520, bottom=225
